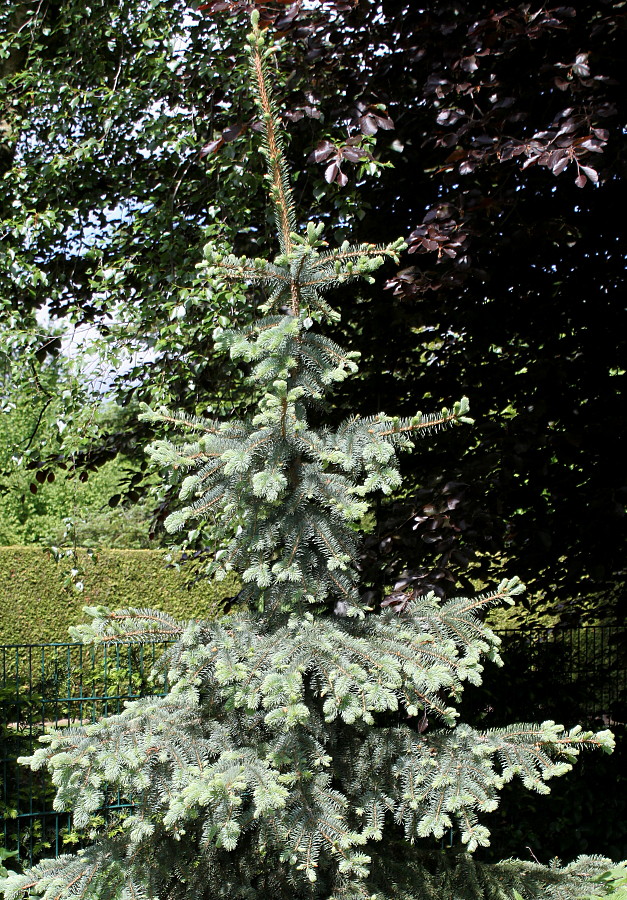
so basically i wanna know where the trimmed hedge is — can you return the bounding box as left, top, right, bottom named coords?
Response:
left=0, top=546, right=239, bottom=645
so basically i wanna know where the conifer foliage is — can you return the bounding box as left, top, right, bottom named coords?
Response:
left=3, top=16, right=615, bottom=900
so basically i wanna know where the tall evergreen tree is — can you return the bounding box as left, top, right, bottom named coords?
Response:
left=3, top=17, right=615, bottom=900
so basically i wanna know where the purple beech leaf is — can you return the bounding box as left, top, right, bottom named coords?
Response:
left=597, top=102, right=618, bottom=117
left=556, top=121, right=578, bottom=136
left=551, top=154, right=570, bottom=175
left=342, top=147, right=366, bottom=162
left=573, top=53, right=590, bottom=77
left=324, top=161, right=340, bottom=183
left=222, top=123, right=243, bottom=143
left=460, top=55, right=478, bottom=73
left=373, top=114, right=394, bottom=130
left=199, top=137, right=223, bottom=157
left=274, top=3, right=302, bottom=30
left=579, top=139, right=604, bottom=153
left=393, top=577, right=414, bottom=590
left=359, top=116, right=378, bottom=136
left=437, top=108, right=464, bottom=126
left=437, top=133, right=460, bottom=148
left=309, top=140, right=335, bottom=163
left=580, top=165, right=598, bottom=183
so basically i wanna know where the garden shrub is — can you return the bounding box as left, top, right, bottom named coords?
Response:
left=0, top=547, right=237, bottom=644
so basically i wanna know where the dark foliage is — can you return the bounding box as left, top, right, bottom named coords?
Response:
left=3, top=0, right=626, bottom=621
left=238, top=0, right=627, bottom=622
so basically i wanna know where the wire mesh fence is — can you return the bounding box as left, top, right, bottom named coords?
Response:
left=1, top=627, right=625, bottom=866
left=458, top=626, right=627, bottom=728
left=526, top=626, right=625, bottom=722
left=1, top=641, right=172, bottom=865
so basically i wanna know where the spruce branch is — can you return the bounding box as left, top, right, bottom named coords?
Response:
left=69, top=606, right=186, bottom=645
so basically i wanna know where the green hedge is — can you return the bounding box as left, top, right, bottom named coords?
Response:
left=0, top=546, right=239, bottom=645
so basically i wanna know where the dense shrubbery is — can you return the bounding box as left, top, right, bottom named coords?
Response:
left=0, top=362, right=157, bottom=550
left=0, top=547, right=236, bottom=644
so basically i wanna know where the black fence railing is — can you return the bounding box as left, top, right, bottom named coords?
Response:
left=468, top=626, right=627, bottom=727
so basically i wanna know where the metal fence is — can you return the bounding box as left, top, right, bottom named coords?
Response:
left=480, top=625, right=627, bottom=726
left=1, top=627, right=625, bottom=866
left=1, top=641, right=172, bottom=864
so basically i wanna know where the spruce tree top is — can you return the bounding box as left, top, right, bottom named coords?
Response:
left=141, top=13, right=470, bottom=617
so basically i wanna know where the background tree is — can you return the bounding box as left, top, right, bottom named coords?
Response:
left=0, top=351, right=155, bottom=548
left=1, top=0, right=625, bottom=620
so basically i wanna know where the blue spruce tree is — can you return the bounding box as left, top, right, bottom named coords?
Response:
left=3, top=15, right=615, bottom=900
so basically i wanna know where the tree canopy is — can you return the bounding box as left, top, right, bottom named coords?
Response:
left=1, top=0, right=625, bottom=621
left=0, top=354, right=154, bottom=548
